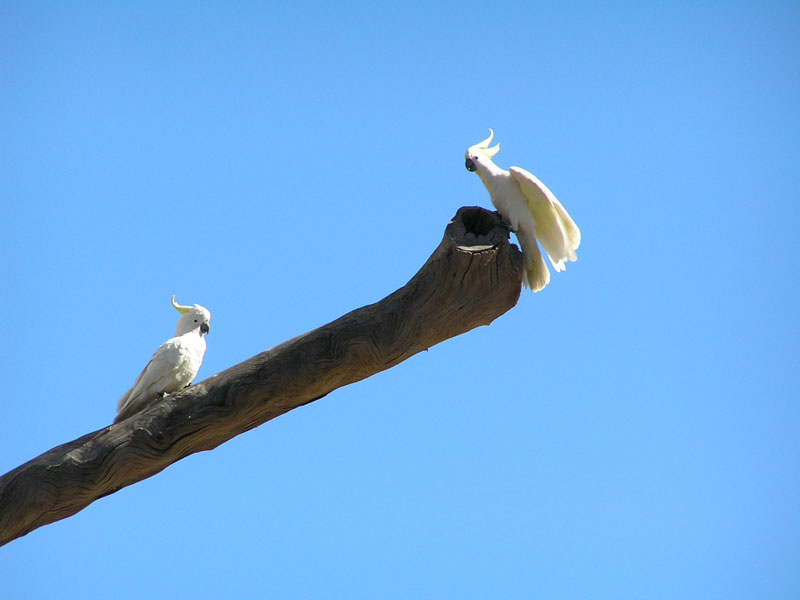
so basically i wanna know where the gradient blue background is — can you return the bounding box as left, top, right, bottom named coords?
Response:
left=2, top=2, right=798, bottom=598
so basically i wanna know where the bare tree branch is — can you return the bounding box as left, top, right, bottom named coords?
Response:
left=0, top=206, right=522, bottom=546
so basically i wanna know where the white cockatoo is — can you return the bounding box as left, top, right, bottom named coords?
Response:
left=115, top=296, right=211, bottom=423
left=465, top=129, right=581, bottom=291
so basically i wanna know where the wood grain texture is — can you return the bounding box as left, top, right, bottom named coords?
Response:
left=0, top=206, right=522, bottom=546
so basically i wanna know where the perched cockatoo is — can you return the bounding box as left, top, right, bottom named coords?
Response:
left=465, top=129, right=581, bottom=291
left=114, top=296, right=211, bottom=423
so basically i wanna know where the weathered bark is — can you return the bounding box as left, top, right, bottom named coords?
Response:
left=0, top=206, right=522, bottom=546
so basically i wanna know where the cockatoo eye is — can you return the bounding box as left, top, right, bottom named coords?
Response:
left=465, top=157, right=477, bottom=172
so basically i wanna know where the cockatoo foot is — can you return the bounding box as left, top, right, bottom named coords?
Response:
left=492, top=210, right=513, bottom=230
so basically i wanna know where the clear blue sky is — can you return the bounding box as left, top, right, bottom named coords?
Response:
left=2, top=2, right=798, bottom=598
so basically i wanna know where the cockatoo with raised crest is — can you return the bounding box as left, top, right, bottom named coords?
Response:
left=115, top=296, right=211, bottom=423
left=465, top=129, right=581, bottom=291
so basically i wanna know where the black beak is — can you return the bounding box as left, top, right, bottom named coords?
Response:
left=465, top=158, right=476, bottom=172
left=200, top=322, right=210, bottom=335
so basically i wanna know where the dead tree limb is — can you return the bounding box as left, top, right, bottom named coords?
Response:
left=0, top=206, right=522, bottom=546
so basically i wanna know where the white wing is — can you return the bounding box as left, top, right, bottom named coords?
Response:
left=516, top=226, right=551, bottom=292
left=509, top=166, right=580, bottom=271
left=116, top=339, right=185, bottom=421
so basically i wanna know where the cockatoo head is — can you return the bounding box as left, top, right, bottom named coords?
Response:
left=465, top=129, right=501, bottom=173
left=172, top=295, right=211, bottom=337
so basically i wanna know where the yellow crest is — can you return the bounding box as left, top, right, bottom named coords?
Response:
left=171, top=295, right=192, bottom=315
left=468, top=128, right=501, bottom=158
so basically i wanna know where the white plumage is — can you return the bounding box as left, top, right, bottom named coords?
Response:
left=465, top=129, right=581, bottom=291
left=115, top=296, right=211, bottom=423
